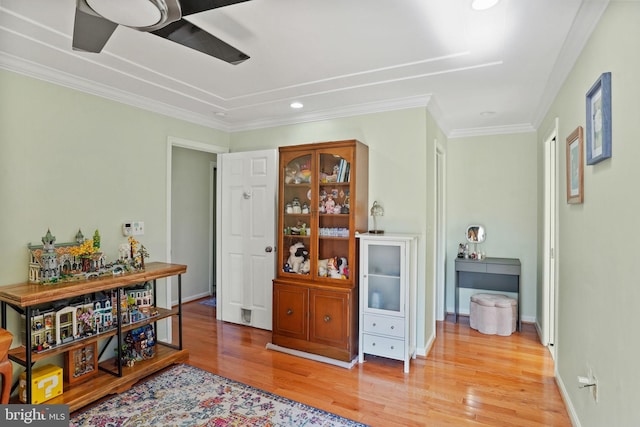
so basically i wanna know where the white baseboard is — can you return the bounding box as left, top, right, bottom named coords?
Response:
left=447, top=310, right=536, bottom=324
left=173, top=291, right=211, bottom=306
left=555, top=372, right=581, bottom=426
left=265, top=343, right=358, bottom=369
left=417, top=333, right=436, bottom=357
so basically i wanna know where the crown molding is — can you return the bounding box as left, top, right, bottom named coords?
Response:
left=0, top=52, right=231, bottom=132
left=0, top=55, right=538, bottom=140
left=448, top=123, right=536, bottom=139
left=228, top=95, right=433, bottom=132
left=530, top=0, right=610, bottom=129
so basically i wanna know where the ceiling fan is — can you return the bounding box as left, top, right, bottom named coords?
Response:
left=72, top=0, right=251, bottom=65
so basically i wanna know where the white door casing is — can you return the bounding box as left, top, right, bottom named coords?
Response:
left=218, top=150, right=277, bottom=330
left=435, top=144, right=446, bottom=321
left=542, top=118, right=558, bottom=355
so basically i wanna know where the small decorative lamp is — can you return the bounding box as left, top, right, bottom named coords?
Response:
left=369, top=201, right=384, bottom=234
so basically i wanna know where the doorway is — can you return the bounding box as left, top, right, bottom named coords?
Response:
left=542, top=119, right=558, bottom=357
left=436, top=144, right=447, bottom=321
left=165, top=137, right=229, bottom=340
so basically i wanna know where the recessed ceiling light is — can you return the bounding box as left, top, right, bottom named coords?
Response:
left=215, top=112, right=226, bottom=117
left=290, top=102, right=304, bottom=109
left=471, top=0, right=499, bottom=11
left=480, top=111, right=497, bottom=117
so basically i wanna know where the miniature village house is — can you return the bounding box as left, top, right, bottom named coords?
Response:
left=26, top=284, right=154, bottom=352
left=28, top=229, right=106, bottom=283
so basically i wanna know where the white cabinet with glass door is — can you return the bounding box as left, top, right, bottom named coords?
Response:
left=358, top=233, right=418, bottom=373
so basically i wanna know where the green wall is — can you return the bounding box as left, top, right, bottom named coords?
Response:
left=0, top=69, right=229, bottom=327
left=537, top=2, right=640, bottom=425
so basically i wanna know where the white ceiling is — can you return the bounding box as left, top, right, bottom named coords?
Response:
left=0, top=0, right=609, bottom=137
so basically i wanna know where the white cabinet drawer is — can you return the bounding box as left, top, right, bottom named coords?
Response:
left=362, top=314, right=404, bottom=338
left=362, top=334, right=404, bottom=360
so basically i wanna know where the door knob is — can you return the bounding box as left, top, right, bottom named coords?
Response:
left=265, top=246, right=273, bottom=253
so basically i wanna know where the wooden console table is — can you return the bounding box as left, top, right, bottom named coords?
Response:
left=0, top=262, right=188, bottom=412
left=455, top=257, right=521, bottom=331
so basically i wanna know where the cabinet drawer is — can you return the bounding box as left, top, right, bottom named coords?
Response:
left=362, top=314, right=404, bottom=338
left=486, top=264, right=520, bottom=275
left=456, top=260, right=486, bottom=272
left=362, top=334, right=404, bottom=360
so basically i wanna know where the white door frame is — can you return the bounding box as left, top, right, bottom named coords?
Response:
left=541, top=118, right=558, bottom=356
left=165, top=137, right=228, bottom=340
left=435, top=144, right=447, bottom=321
left=209, top=161, right=217, bottom=296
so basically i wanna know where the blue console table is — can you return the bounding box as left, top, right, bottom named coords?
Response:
left=455, top=257, right=521, bottom=331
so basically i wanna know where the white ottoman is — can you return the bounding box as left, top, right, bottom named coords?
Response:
left=469, top=293, right=517, bottom=336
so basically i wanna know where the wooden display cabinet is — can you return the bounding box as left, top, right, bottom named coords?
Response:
left=0, top=262, right=188, bottom=412
left=272, top=140, right=368, bottom=362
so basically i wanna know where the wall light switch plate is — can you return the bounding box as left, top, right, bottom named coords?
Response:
left=132, top=221, right=144, bottom=235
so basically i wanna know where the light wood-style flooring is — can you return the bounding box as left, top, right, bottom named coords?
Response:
left=174, top=299, right=571, bottom=427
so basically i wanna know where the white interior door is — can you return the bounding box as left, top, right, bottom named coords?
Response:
left=542, top=119, right=558, bottom=355
left=218, top=149, right=277, bottom=330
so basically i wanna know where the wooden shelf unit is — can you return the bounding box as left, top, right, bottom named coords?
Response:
left=0, top=261, right=188, bottom=411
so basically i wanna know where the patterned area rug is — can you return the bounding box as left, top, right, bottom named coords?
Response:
left=71, top=364, right=367, bottom=427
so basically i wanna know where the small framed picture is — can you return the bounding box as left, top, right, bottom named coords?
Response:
left=65, top=342, right=98, bottom=385
left=566, top=126, right=584, bottom=204
left=586, top=72, right=612, bottom=165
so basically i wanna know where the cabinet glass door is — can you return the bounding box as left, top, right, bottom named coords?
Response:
left=366, top=243, right=403, bottom=315
left=281, top=153, right=313, bottom=276
left=317, top=151, right=351, bottom=281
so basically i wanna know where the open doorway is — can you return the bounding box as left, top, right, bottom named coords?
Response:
left=165, top=137, right=228, bottom=311
left=541, top=119, right=558, bottom=358
left=436, top=144, right=447, bottom=321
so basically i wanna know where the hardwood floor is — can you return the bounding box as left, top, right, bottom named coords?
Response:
left=174, top=299, right=571, bottom=427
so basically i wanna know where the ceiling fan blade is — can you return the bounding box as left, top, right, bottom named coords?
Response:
left=179, top=0, right=252, bottom=17
left=72, top=5, right=118, bottom=53
left=151, top=19, right=249, bottom=65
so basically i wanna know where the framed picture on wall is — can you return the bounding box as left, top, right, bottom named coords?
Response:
left=566, top=126, right=584, bottom=204
left=586, top=72, right=612, bottom=165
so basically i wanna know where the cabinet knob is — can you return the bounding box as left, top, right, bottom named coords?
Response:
left=390, top=326, right=394, bottom=329
left=286, top=308, right=293, bottom=315
left=372, top=342, right=376, bottom=346
left=390, top=346, right=394, bottom=350
left=324, top=315, right=331, bottom=322
left=372, top=322, right=376, bottom=327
